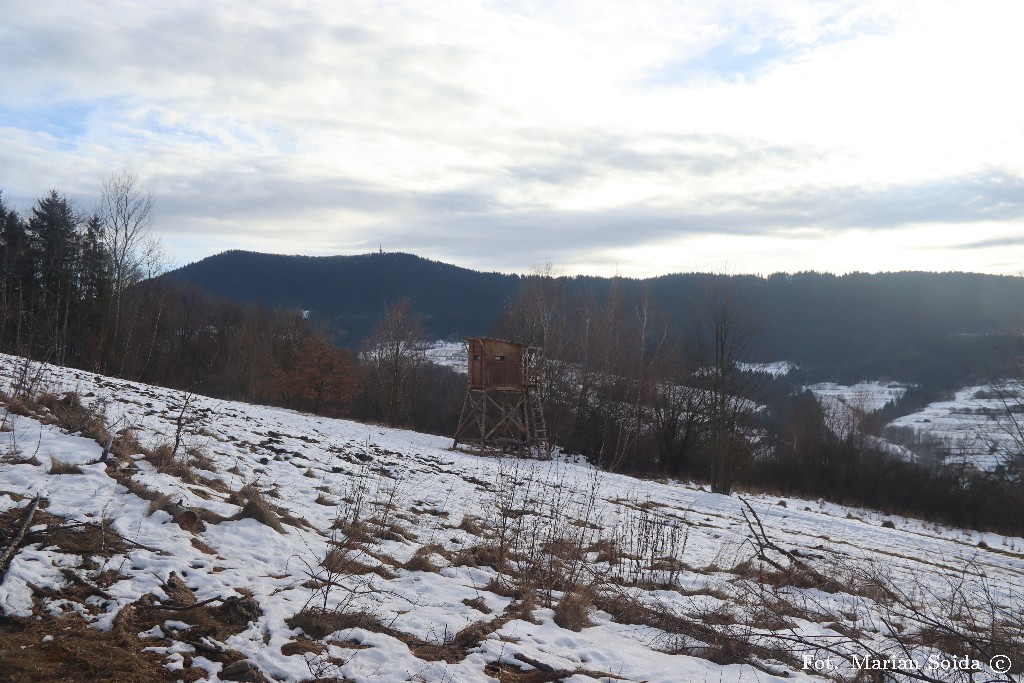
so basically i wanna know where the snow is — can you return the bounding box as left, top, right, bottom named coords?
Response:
left=807, top=381, right=907, bottom=412
left=423, top=340, right=467, bottom=373
left=887, top=383, right=1023, bottom=471
left=736, top=361, right=796, bottom=377
left=1, top=353, right=1022, bottom=682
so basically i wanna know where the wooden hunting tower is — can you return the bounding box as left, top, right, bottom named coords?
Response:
left=452, top=337, right=549, bottom=458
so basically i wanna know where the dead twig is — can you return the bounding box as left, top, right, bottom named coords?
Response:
left=0, top=494, right=42, bottom=583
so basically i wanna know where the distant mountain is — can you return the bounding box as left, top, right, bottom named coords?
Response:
left=165, top=251, right=1024, bottom=386
left=163, top=250, right=521, bottom=344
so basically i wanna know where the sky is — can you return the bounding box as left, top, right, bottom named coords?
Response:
left=2, top=0, right=1023, bottom=278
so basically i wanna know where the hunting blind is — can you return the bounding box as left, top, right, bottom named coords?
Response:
left=452, top=337, right=549, bottom=458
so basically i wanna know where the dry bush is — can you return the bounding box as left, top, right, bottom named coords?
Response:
left=457, top=515, right=486, bottom=536
left=228, top=484, right=284, bottom=533
left=111, top=429, right=145, bottom=459
left=48, top=457, right=85, bottom=475
left=553, top=590, right=593, bottom=631
left=452, top=542, right=505, bottom=571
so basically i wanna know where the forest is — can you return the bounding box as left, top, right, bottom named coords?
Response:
left=2, top=179, right=1023, bottom=535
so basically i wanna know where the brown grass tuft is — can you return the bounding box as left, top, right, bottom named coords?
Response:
left=48, top=457, right=85, bottom=475
left=402, top=545, right=444, bottom=573
left=228, top=484, right=284, bottom=533
left=553, top=590, right=593, bottom=632
left=285, top=609, right=384, bottom=640
left=462, top=596, right=492, bottom=614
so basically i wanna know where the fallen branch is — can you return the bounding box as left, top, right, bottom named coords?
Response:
left=738, top=496, right=832, bottom=589
left=0, top=494, right=42, bottom=583
left=154, top=595, right=228, bottom=612
left=74, top=520, right=162, bottom=553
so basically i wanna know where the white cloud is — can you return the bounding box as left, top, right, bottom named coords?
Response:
left=1, top=0, right=1022, bottom=276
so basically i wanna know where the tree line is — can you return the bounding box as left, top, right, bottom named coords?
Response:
left=0, top=177, right=357, bottom=416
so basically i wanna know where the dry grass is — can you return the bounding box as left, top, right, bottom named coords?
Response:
left=462, top=596, right=492, bottom=614
left=111, top=429, right=145, bottom=459
left=48, top=457, right=85, bottom=475
left=285, top=609, right=385, bottom=640
left=38, top=391, right=108, bottom=443
left=457, top=515, right=486, bottom=536
left=553, top=590, right=593, bottom=632
left=0, top=611, right=206, bottom=683
left=402, top=544, right=445, bottom=573
left=321, top=546, right=396, bottom=579
left=4, top=507, right=130, bottom=558
left=228, top=484, right=285, bottom=533
left=452, top=543, right=505, bottom=571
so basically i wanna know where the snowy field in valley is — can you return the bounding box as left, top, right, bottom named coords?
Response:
left=806, top=379, right=1024, bottom=472
left=736, top=361, right=796, bottom=377
left=1, top=354, right=1022, bottom=682
left=806, top=382, right=908, bottom=413
left=423, top=341, right=467, bottom=373
left=887, top=384, right=1024, bottom=472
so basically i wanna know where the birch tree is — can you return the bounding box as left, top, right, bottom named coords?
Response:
left=99, top=170, right=163, bottom=368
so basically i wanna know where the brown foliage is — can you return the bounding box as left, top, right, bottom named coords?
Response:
left=272, top=332, right=356, bottom=416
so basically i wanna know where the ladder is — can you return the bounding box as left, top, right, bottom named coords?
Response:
left=527, top=390, right=550, bottom=459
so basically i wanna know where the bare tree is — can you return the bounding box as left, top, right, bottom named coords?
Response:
left=360, top=299, right=426, bottom=426
left=99, top=170, right=164, bottom=368
left=695, top=276, right=762, bottom=495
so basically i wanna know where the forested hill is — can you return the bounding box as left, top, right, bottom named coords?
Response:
left=166, top=251, right=1024, bottom=385
left=163, top=250, right=522, bottom=343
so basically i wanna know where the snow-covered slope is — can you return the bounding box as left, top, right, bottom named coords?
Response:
left=887, top=384, right=1023, bottom=471
left=1, top=354, right=1021, bottom=683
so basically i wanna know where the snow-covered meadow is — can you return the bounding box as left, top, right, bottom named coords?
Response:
left=1, top=354, right=1021, bottom=682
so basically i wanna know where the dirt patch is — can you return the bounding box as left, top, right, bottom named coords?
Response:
left=0, top=612, right=206, bottom=683
left=105, top=589, right=262, bottom=676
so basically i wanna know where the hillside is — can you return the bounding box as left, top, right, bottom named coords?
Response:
left=1, top=354, right=1022, bottom=682
left=165, top=252, right=1024, bottom=385
left=163, top=251, right=521, bottom=345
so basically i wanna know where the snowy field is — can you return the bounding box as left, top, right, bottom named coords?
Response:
left=887, top=384, right=1023, bottom=471
left=736, top=361, right=796, bottom=377
left=806, top=380, right=1023, bottom=472
left=806, top=382, right=908, bottom=413
left=1, top=354, right=1022, bottom=682
left=423, top=341, right=467, bottom=373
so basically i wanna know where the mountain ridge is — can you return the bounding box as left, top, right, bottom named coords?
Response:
left=165, top=250, right=1024, bottom=385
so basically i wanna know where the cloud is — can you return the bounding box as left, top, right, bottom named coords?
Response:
left=1, top=0, right=1023, bottom=276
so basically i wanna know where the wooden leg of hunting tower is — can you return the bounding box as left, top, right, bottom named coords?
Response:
left=452, top=390, right=473, bottom=449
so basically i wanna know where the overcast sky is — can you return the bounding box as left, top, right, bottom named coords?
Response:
left=2, top=1, right=1023, bottom=277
